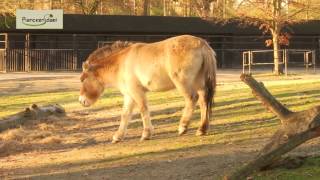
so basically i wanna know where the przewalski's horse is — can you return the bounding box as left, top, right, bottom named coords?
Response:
left=79, top=35, right=217, bottom=143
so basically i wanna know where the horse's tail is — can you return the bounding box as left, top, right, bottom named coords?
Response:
left=202, top=40, right=217, bottom=121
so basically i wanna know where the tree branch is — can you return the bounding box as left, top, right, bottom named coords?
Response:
left=225, top=74, right=320, bottom=180
left=240, top=74, right=292, bottom=122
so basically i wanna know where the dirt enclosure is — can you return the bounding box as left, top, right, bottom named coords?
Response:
left=0, top=70, right=320, bottom=179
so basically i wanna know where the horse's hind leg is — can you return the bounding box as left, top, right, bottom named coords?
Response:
left=196, top=89, right=210, bottom=136
left=174, top=83, right=198, bottom=135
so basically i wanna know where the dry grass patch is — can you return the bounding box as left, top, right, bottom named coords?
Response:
left=0, top=74, right=320, bottom=179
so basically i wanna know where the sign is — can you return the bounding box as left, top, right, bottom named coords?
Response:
left=16, top=9, right=63, bottom=29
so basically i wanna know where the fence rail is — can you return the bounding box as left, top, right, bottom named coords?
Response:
left=0, top=49, right=92, bottom=72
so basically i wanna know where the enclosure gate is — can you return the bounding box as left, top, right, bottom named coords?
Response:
left=243, top=49, right=316, bottom=75
left=243, top=50, right=287, bottom=75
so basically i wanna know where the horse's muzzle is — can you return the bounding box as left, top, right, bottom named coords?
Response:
left=79, top=95, right=91, bottom=107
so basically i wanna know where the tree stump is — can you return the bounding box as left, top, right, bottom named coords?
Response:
left=225, top=74, right=320, bottom=180
left=0, top=104, right=65, bottom=132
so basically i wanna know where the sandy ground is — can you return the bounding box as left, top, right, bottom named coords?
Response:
left=0, top=69, right=320, bottom=180
left=1, top=69, right=320, bottom=96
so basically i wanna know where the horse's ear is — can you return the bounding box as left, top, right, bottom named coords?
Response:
left=82, top=62, right=89, bottom=71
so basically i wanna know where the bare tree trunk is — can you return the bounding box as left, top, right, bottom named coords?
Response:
left=272, top=30, right=282, bottom=75
left=187, top=0, right=191, bottom=16
left=163, top=0, right=166, bottom=16
left=225, top=74, right=320, bottom=180
left=272, top=0, right=283, bottom=75
left=132, top=0, right=137, bottom=15
left=74, top=0, right=100, bottom=15
left=143, top=0, right=150, bottom=16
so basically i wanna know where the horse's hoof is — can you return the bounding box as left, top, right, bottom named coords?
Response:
left=140, top=136, right=151, bottom=141
left=111, top=138, right=121, bottom=144
left=141, top=127, right=153, bottom=141
left=196, top=129, right=207, bottom=136
left=112, top=133, right=124, bottom=143
left=178, top=126, right=188, bottom=135
left=112, top=135, right=122, bottom=143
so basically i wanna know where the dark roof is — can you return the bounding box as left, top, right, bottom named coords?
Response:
left=1, top=14, right=319, bottom=35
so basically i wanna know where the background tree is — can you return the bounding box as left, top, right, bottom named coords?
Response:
left=73, top=0, right=101, bottom=15
left=143, top=0, right=150, bottom=15
left=234, top=0, right=320, bottom=75
left=0, top=0, right=32, bottom=28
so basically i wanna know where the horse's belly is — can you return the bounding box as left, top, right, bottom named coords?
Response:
left=139, top=70, right=175, bottom=91
left=146, top=77, right=175, bottom=91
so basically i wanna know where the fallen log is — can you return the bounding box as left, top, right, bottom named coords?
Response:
left=0, top=104, right=65, bottom=132
left=225, top=74, right=320, bottom=180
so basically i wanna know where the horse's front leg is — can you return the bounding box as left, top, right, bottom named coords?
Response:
left=131, top=91, right=154, bottom=141
left=112, top=95, right=135, bottom=143
left=139, top=101, right=154, bottom=141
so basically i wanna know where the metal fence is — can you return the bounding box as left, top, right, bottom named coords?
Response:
left=0, top=49, right=92, bottom=72
left=0, top=47, right=318, bottom=72
left=29, top=49, right=75, bottom=71
left=6, top=49, right=26, bottom=72
left=242, top=49, right=317, bottom=75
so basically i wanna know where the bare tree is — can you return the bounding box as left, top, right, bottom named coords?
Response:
left=143, top=0, right=150, bottom=15
left=194, top=0, right=214, bottom=18
left=73, top=0, right=101, bottom=15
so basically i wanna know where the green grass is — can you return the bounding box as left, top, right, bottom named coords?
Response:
left=254, top=156, right=320, bottom=180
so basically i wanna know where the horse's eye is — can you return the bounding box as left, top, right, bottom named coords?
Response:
left=80, top=73, right=88, bottom=82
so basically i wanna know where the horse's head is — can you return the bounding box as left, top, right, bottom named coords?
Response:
left=79, top=62, right=104, bottom=107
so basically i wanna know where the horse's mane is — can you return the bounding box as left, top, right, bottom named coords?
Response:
left=86, top=41, right=134, bottom=64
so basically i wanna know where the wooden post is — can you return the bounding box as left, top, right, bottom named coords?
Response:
left=284, top=49, right=288, bottom=76
left=243, top=52, right=246, bottom=74
left=72, top=34, right=78, bottom=70
left=249, top=51, right=252, bottom=74
left=318, top=37, right=320, bottom=68
left=312, top=50, right=316, bottom=73
left=305, top=51, right=308, bottom=73
left=221, top=37, right=225, bottom=68
left=24, top=33, right=30, bottom=72
left=4, top=33, right=8, bottom=72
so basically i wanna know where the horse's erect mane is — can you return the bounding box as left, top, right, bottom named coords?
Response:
left=86, top=41, right=134, bottom=64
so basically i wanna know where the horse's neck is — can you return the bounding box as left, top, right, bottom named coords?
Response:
left=96, top=63, right=120, bottom=88
left=97, top=47, right=127, bottom=88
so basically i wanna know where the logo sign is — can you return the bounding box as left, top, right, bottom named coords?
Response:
left=16, top=9, right=63, bottom=29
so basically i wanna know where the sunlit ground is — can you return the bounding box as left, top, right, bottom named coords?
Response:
left=0, top=70, right=320, bottom=179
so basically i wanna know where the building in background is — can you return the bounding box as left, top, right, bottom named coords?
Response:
left=0, top=15, right=319, bottom=72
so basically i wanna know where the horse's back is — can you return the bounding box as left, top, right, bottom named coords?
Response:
left=123, top=35, right=210, bottom=92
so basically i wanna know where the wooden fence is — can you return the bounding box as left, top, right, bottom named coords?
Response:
left=0, top=49, right=92, bottom=72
